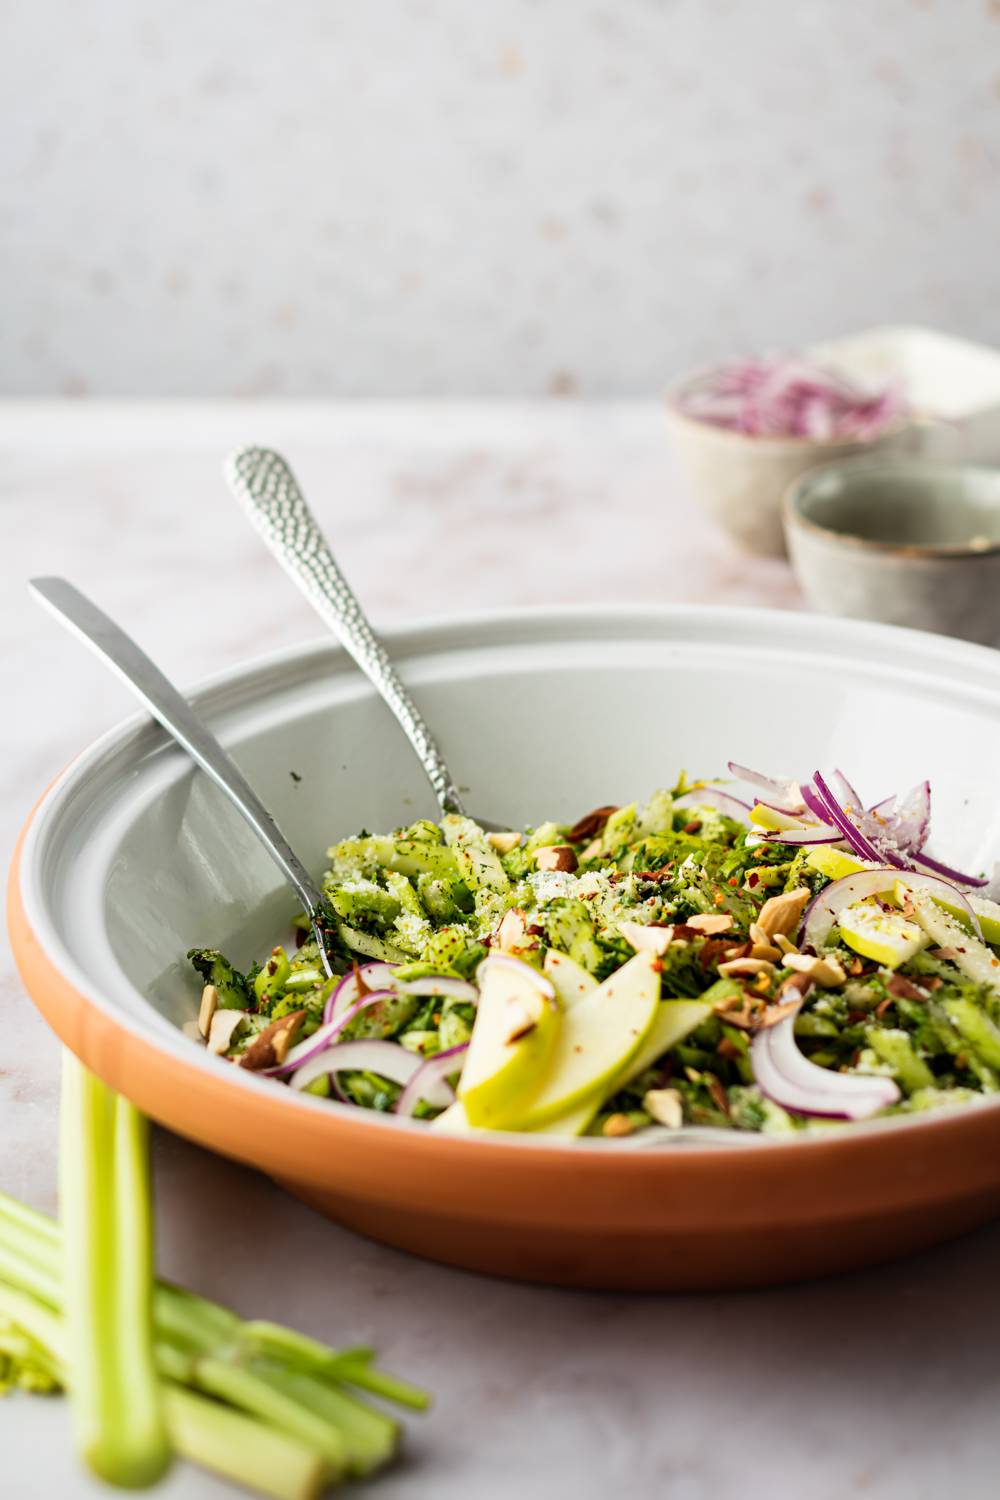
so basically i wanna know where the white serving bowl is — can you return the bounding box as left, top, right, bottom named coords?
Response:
left=12, top=607, right=1000, bottom=1290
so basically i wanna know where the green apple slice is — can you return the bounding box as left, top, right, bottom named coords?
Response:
left=838, top=901, right=927, bottom=969
left=515, top=951, right=662, bottom=1129
left=750, top=803, right=810, bottom=833
left=543, top=949, right=597, bottom=1009
left=431, top=1096, right=598, bottom=1137
left=457, top=957, right=560, bottom=1128
left=909, top=889, right=1000, bottom=994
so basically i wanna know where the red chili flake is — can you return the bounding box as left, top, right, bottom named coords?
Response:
left=527, top=924, right=545, bottom=937
left=747, top=872, right=759, bottom=888
left=651, top=958, right=664, bottom=973
left=683, top=820, right=702, bottom=835
left=728, top=877, right=739, bottom=887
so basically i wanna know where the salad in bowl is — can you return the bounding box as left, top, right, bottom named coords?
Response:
left=185, top=763, right=1000, bottom=1143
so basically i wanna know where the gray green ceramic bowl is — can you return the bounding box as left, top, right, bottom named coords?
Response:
left=784, top=461, right=1000, bottom=646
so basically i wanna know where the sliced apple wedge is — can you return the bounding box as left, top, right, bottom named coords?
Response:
left=543, top=949, right=598, bottom=1009
left=431, top=1096, right=599, bottom=1138
left=515, top=951, right=662, bottom=1129
left=457, top=956, right=560, bottom=1128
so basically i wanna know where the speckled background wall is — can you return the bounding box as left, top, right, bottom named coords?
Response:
left=4, top=0, right=1000, bottom=397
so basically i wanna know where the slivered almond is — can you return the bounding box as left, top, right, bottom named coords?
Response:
left=182, top=1020, right=206, bottom=1045
left=602, top=1112, right=635, bottom=1138
left=643, top=1088, right=683, bottom=1128
left=495, top=908, right=532, bottom=955
left=580, top=837, right=604, bottom=861
left=239, top=1010, right=306, bottom=1071
left=750, top=942, right=782, bottom=962
left=535, top=844, right=578, bottom=873
left=718, top=957, right=776, bottom=978
left=758, top=998, right=804, bottom=1029
left=685, top=912, right=734, bottom=935
left=208, top=1008, right=247, bottom=1056
left=755, top=887, right=811, bottom=940
left=198, top=984, right=219, bottom=1038
left=783, top=953, right=847, bottom=987
left=618, top=920, right=673, bottom=956
left=774, top=932, right=799, bottom=956
left=487, top=830, right=521, bottom=854
left=749, top=922, right=771, bottom=947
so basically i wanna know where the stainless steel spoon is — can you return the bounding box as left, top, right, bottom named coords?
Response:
left=224, top=446, right=503, bottom=831
left=28, top=576, right=340, bottom=977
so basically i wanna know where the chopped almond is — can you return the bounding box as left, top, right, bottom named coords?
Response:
left=567, top=805, right=619, bottom=844
left=198, top=983, right=219, bottom=1038
left=774, top=932, right=799, bottom=956
left=579, top=837, right=604, bottom=862
left=208, top=1008, right=247, bottom=1056
left=783, top=953, right=847, bottom=987
left=758, top=998, right=804, bottom=1029
left=750, top=942, right=782, bottom=963
left=602, top=1112, right=635, bottom=1138
left=685, top=912, right=733, bottom=935
left=487, top=830, right=522, bottom=854
left=239, top=1010, right=306, bottom=1071
left=643, top=1088, right=683, bottom=1128
left=495, top=908, right=533, bottom=955
left=618, top=919, right=674, bottom=956
left=718, top=957, right=776, bottom=978
left=181, top=1019, right=206, bottom=1045
left=535, top=844, right=579, bottom=873
left=706, top=1076, right=731, bottom=1116
left=755, top=887, right=811, bottom=940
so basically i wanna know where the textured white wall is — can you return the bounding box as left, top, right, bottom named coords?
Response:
left=4, top=0, right=1000, bottom=397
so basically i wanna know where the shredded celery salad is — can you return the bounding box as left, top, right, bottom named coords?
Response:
left=186, top=764, right=1000, bottom=1141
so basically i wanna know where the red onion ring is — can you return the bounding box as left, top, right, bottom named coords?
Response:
left=726, top=762, right=805, bottom=814
left=762, top=825, right=842, bottom=846
left=393, top=975, right=479, bottom=1003
left=810, top=772, right=890, bottom=864
left=290, top=1039, right=421, bottom=1094
left=264, top=990, right=397, bottom=1078
left=912, top=852, right=989, bottom=890
left=394, top=1043, right=468, bottom=1118
left=751, top=1009, right=901, bottom=1120
left=674, top=787, right=750, bottom=822
left=800, top=868, right=982, bottom=949
left=323, top=961, right=398, bottom=1024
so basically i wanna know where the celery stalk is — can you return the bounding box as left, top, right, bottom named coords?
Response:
left=59, top=1054, right=171, bottom=1487
left=163, top=1386, right=330, bottom=1500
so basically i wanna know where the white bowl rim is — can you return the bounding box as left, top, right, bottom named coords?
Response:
left=18, top=601, right=1000, bottom=1159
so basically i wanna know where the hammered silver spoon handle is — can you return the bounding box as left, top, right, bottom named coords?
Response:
left=225, top=446, right=467, bottom=818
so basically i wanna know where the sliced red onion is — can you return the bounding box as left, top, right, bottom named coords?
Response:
left=829, top=769, right=864, bottom=815
left=674, top=787, right=750, bottom=822
left=393, top=975, right=479, bottom=1003
left=476, top=953, right=556, bottom=1002
left=290, top=1039, right=421, bottom=1094
left=885, top=780, right=931, bottom=854
left=800, top=868, right=982, bottom=949
left=677, top=357, right=902, bottom=441
left=751, top=1010, right=900, bottom=1120
left=394, top=1043, right=468, bottom=1117
left=912, top=852, right=989, bottom=889
left=323, top=961, right=398, bottom=1024
left=762, top=824, right=842, bottom=846
left=810, top=772, right=889, bottom=864
left=726, top=762, right=805, bottom=814
left=265, top=990, right=397, bottom=1078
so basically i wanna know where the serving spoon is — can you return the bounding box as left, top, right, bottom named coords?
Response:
left=28, top=576, right=340, bottom=977
left=224, top=446, right=503, bottom=831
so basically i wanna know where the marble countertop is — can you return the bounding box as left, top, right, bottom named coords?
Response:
left=2, top=401, right=995, bottom=1500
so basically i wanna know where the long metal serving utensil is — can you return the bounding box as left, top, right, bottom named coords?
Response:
left=28, top=577, right=340, bottom=976
left=224, top=446, right=504, bottom=831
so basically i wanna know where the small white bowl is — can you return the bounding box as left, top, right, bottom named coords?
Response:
left=784, top=460, right=1000, bottom=645
left=666, top=372, right=918, bottom=557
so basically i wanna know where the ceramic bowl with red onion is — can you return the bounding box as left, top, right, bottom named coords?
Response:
left=666, top=355, right=918, bottom=557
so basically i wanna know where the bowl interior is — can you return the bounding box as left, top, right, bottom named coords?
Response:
left=790, top=462, right=1000, bottom=551
left=20, top=608, right=1000, bottom=1126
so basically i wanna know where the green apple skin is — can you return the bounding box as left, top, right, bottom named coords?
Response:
left=543, top=949, right=598, bottom=1009
left=515, top=951, right=662, bottom=1129
left=457, top=959, right=560, bottom=1128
